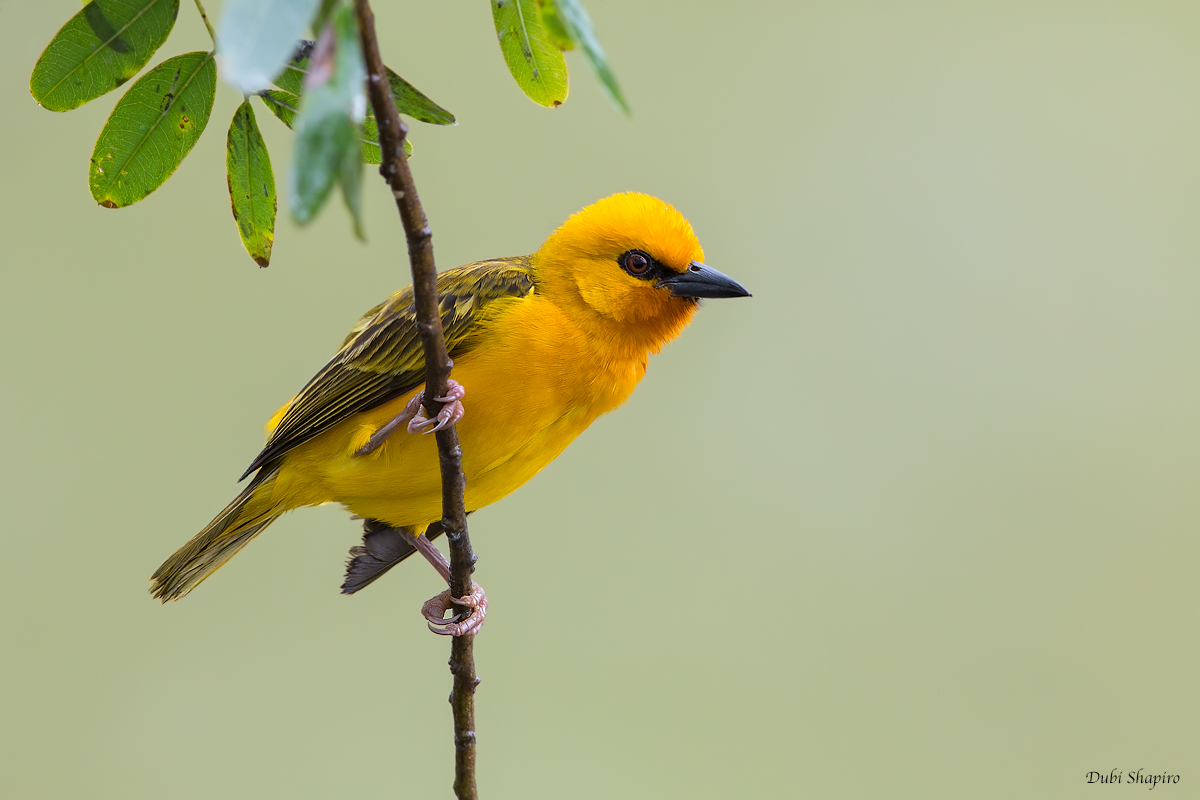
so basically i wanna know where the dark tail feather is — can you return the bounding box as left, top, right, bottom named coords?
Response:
left=341, top=519, right=446, bottom=594
left=151, top=466, right=283, bottom=602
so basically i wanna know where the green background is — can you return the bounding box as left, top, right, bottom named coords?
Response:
left=2, top=1, right=1197, bottom=797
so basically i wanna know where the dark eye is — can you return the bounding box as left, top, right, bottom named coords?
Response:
left=621, top=250, right=653, bottom=277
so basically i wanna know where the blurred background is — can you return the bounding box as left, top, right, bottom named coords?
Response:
left=2, top=1, right=1198, bottom=797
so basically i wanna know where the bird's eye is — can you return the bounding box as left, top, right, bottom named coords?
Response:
left=621, top=250, right=653, bottom=278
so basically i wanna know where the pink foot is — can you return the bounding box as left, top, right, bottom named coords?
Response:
left=407, top=379, right=466, bottom=434
left=354, top=379, right=466, bottom=455
left=422, top=581, right=488, bottom=637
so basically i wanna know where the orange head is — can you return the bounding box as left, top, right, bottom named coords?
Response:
left=535, top=193, right=749, bottom=355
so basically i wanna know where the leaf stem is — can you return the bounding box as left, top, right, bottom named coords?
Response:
left=353, top=2, right=480, bottom=798
left=192, top=0, right=215, bottom=43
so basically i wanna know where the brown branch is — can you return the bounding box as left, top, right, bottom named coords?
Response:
left=353, top=3, right=479, bottom=798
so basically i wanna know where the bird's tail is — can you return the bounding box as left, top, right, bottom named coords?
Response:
left=151, top=466, right=284, bottom=602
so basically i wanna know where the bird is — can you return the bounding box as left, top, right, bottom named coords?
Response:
left=150, top=192, right=750, bottom=634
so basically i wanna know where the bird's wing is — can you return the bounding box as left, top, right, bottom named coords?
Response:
left=240, top=257, right=536, bottom=478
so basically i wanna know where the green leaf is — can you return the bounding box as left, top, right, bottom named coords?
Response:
left=216, top=0, right=322, bottom=95
left=331, top=8, right=366, bottom=240
left=491, top=0, right=568, bottom=108
left=226, top=101, right=277, bottom=267
left=261, top=89, right=411, bottom=162
left=30, top=0, right=180, bottom=112
left=89, top=51, right=217, bottom=208
left=259, top=89, right=299, bottom=128
left=270, top=43, right=310, bottom=95
left=313, top=0, right=339, bottom=32
left=290, top=6, right=366, bottom=238
left=384, top=69, right=456, bottom=126
left=361, top=115, right=413, bottom=164
left=552, top=0, right=628, bottom=115
left=276, top=41, right=455, bottom=125
left=536, top=0, right=574, bottom=51
left=338, top=123, right=365, bottom=242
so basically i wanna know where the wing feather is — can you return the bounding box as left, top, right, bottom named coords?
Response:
left=239, top=257, right=536, bottom=479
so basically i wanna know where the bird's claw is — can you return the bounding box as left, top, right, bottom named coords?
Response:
left=422, top=581, right=487, bottom=636
left=407, top=379, right=467, bottom=434
left=354, top=380, right=467, bottom=456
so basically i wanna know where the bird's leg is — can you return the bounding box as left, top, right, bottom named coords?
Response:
left=410, top=528, right=488, bottom=637
left=409, top=528, right=451, bottom=582
left=354, top=379, right=466, bottom=456
left=354, top=395, right=421, bottom=456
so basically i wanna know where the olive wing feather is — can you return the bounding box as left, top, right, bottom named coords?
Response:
left=239, top=257, right=536, bottom=479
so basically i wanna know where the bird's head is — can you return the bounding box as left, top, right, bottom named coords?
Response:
left=536, top=193, right=749, bottom=353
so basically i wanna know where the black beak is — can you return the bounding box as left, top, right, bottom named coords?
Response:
left=657, top=261, right=751, bottom=299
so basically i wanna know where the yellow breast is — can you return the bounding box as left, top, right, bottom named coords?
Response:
left=270, top=290, right=647, bottom=530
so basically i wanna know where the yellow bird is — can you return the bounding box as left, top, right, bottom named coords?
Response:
left=151, top=193, right=749, bottom=632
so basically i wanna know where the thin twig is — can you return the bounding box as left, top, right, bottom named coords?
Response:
left=192, top=0, right=215, bottom=43
left=353, top=3, right=479, bottom=799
